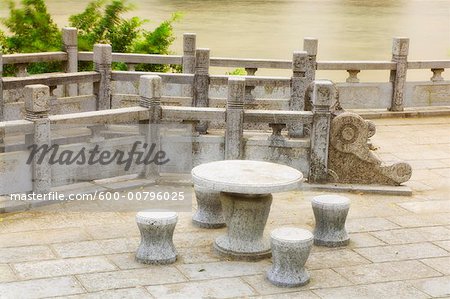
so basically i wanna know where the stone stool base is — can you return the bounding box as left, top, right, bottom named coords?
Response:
left=192, top=185, right=225, bottom=228
left=312, top=195, right=350, bottom=247
left=214, top=192, right=272, bottom=260
left=267, top=227, right=313, bottom=287
left=135, top=211, right=178, bottom=265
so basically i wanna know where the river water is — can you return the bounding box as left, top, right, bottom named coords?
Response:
left=1, top=0, right=449, bottom=80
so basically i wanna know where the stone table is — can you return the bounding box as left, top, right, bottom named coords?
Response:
left=192, top=160, right=303, bottom=260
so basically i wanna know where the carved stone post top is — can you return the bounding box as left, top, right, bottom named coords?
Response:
left=303, top=37, right=318, bottom=56
left=312, top=80, right=334, bottom=108
left=139, top=75, right=162, bottom=100
left=392, top=37, right=409, bottom=56
left=24, top=84, right=50, bottom=113
left=292, top=51, right=308, bottom=73
left=93, top=44, right=112, bottom=64
left=195, top=48, right=210, bottom=72
left=0, top=52, right=3, bottom=74
left=183, top=33, right=196, bottom=55
left=62, top=27, right=78, bottom=46
left=227, top=76, right=245, bottom=105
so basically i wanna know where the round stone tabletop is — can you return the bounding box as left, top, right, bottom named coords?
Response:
left=191, top=160, right=303, bottom=194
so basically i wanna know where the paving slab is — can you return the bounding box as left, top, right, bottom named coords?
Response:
left=312, top=281, right=429, bottom=299
left=176, top=261, right=271, bottom=281
left=434, top=240, right=450, bottom=252
left=242, top=269, right=352, bottom=295
left=13, top=256, right=117, bottom=279
left=371, top=226, right=450, bottom=244
left=0, top=245, right=55, bottom=263
left=306, top=249, right=370, bottom=270
left=421, top=256, right=450, bottom=275
left=398, top=200, right=450, bottom=214
left=0, top=264, right=16, bottom=283
left=51, top=238, right=139, bottom=258
left=0, top=277, right=85, bottom=299
left=0, top=228, right=91, bottom=248
left=346, top=217, right=400, bottom=233
left=52, top=287, right=152, bottom=299
left=146, top=278, right=256, bottom=298
left=354, top=242, right=448, bottom=262
left=347, top=233, right=386, bottom=247
left=387, top=213, right=450, bottom=228
left=254, top=291, right=321, bottom=299
left=76, top=267, right=187, bottom=292
left=412, top=276, right=450, bottom=297
left=333, top=260, right=441, bottom=284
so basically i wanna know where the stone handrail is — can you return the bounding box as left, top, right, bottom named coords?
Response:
left=78, top=52, right=183, bottom=65
left=2, top=52, right=68, bottom=64
left=2, top=71, right=100, bottom=90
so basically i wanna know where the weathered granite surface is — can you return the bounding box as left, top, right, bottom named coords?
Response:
left=328, top=112, right=412, bottom=185
left=267, top=227, right=313, bottom=287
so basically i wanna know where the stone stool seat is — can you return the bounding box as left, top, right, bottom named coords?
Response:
left=312, top=195, right=350, bottom=247
left=192, top=185, right=225, bottom=228
left=267, top=227, right=313, bottom=287
left=135, top=211, right=178, bottom=264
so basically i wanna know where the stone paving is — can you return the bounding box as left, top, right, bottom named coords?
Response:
left=0, top=116, right=449, bottom=298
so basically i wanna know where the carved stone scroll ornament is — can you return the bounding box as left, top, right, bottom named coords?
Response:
left=328, top=112, right=412, bottom=186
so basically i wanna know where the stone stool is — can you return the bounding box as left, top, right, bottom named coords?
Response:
left=135, top=211, right=178, bottom=264
left=312, top=195, right=350, bottom=247
left=267, top=227, right=313, bottom=287
left=192, top=185, right=225, bottom=228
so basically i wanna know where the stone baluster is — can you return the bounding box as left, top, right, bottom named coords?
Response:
left=389, top=37, right=409, bottom=111
left=0, top=53, right=3, bottom=123
left=24, top=85, right=52, bottom=194
left=309, top=80, right=333, bottom=183
left=140, top=75, right=162, bottom=178
left=288, top=51, right=308, bottom=138
left=182, top=33, right=196, bottom=97
left=303, top=38, right=318, bottom=84
left=225, top=77, right=245, bottom=160
left=192, top=48, right=210, bottom=134
left=93, top=44, right=112, bottom=110
left=346, top=70, right=360, bottom=83
left=15, top=63, right=28, bottom=77
left=431, top=68, right=444, bottom=82
left=0, top=53, right=3, bottom=148
left=127, top=63, right=137, bottom=71
left=244, top=67, right=257, bottom=101
left=269, top=123, right=286, bottom=145
left=62, top=27, right=78, bottom=97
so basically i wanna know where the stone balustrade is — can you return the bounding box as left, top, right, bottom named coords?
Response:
left=2, top=30, right=450, bottom=124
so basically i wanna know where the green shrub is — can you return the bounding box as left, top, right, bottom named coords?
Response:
left=226, top=68, right=247, bottom=76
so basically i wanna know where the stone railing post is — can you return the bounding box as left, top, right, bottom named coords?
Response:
left=244, top=67, right=257, bottom=101
left=288, top=51, right=308, bottom=138
left=309, top=80, right=333, bottom=183
left=192, top=48, right=210, bottom=134
left=182, top=33, right=196, bottom=97
left=93, top=44, right=112, bottom=110
left=431, top=68, right=444, bottom=82
left=139, top=75, right=162, bottom=178
left=24, top=85, right=51, bottom=194
left=0, top=53, right=3, bottom=123
left=62, top=27, right=78, bottom=97
left=346, top=70, right=360, bottom=83
left=225, top=77, right=245, bottom=160
left=390, top=37, right=409, bottom=111
left=303, top=38, right=318, bottom=84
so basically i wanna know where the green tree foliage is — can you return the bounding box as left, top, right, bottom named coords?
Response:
left=132, top=13, right=182, bottom=72
left=1, top=0, right=63, bottom=74
left=1, top=0, right=180, bottom=74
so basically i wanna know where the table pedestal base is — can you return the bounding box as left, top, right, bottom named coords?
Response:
left=214, top=192, right=272, bottom=260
